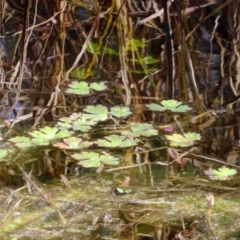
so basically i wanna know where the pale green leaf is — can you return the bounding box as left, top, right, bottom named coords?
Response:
left=147, top=100, right=192, bottom=113
left=29, top=127, right=72, bottom=140
left=57, top=113, right=97, bottom=132
left=96, top=134, right=138, bottom=148
left=166, top=132, right=201, bottom=147
left=0, top=149, right=7, bottom=159
left=66, top=81, right=89, bottom=95
left=90, top=82, right=107, bottom=91
left=32, top=138, right=49, bottom=146
left=204, top=167, right=237, bottom=180
left=110, top=106, right=132, bottom=118
left=83, top=105, right=108, bottom=121
left=122, top=123, right=158, bottom=138
left=9, top=136, right=33, bottom=148
left=53, top=137, right=92, bottom=149
left=71, top=151, right=119, bottom=168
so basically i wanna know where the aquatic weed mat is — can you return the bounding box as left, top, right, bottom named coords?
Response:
left=0, top=174, right=240, bottom=239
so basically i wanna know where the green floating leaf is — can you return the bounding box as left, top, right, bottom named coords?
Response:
left=9, top=136, right=33, bottom=148
left=204, top=167, right=237, bottom=180
left=66, top=81, right=89, bottom=95
left=71, top=151, right=119, bottom=168
left=110, top=106, right=132, bottom=118
left=66, top=81, right=107, bottom=95
left=166, top=132, right=201, bottom=147
left=29, top=127, right=72, bottom=141
left=113, top=188, right=134, bottom=195
left=83, top=105, right=108, bottom=121
left=10, top=136, right=49, bottom=147
left=122, top=123, right=158, bottom=138
left=53, top=137, right=92, bottom=149
left=0, top=149, right=8, bottom=159
left=57, top=113, right=97, bottom=132
left=96, top=134, right=138, bottom=148
left=147, top=100, right=192, bottom=113
left=32, top=138, right=50, bottom=146
left=90, top=82, right=107, bottom=91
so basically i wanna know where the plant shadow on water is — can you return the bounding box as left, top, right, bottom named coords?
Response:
left=0, top=0, right=240, bottom=239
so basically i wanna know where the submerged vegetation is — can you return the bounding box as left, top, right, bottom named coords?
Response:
left=0, top=0, right=240, bottom=239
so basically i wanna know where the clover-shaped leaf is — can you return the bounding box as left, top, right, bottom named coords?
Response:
left=83, top=105, right=108, bottom=121
left=122, top=123, right=158, bottom=138
left=71, top=151, right=119, bottom=168
left=66, top=81, right=107, bottom=95
left=165, top=132, right=201, bottom=147
left=29, top=127, right=72, bottom=141
left=0, top=149, right=8, bottom=159
left=53, top=137, right=92, bottom=149
left=96, top=134, right=138, bottom=148
left=110, top=106, right=132, bottom=118
left=147, top=100, right=191, bottom=113
left=204, top=167, right=237, bottom=180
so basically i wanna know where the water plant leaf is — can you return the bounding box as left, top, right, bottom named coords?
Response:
left=166, top=132, right=201, bottom=147
left=0, top=149, right=7, bottom=159
left=90, top=82, right=107, bottom=91
left=66, top=81, right=89, bottom=95
left=32, top=138, right=50, bottom=146
left=9, top=136, right=33, bottom=148
left=53, top=137, right=92, bottom=149
left=204, top=167, right=237, bottom=180
left=110, top=106, right=132, bottom=118
left=71, top=151, right=119, bottom=168
left=66, top=81, right=107, bottom=95
left=57, top=113, right=97, bottom=132
left=83, top=105, right=108, bottom=121
left=113, top=188, right=134, bottom=195
left=29, top=127, right=72, bottom=140
left=10, top=135, right=50, bottom=147
left=122, top=123, right=158, bottom=138
left=147, top=100, right=192, bottom=112
left=96, top=134, right=138, bottom=148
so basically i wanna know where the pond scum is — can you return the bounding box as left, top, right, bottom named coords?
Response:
left=0, top=0, right=240, bottom=239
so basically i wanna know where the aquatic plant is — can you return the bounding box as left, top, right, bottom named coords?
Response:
left=204, top=167, right=237, bottom=181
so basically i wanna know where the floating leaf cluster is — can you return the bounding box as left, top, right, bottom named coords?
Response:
left=4, top=92, right=200, bottom=169
left=66, top=81, right=107, bottom=95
